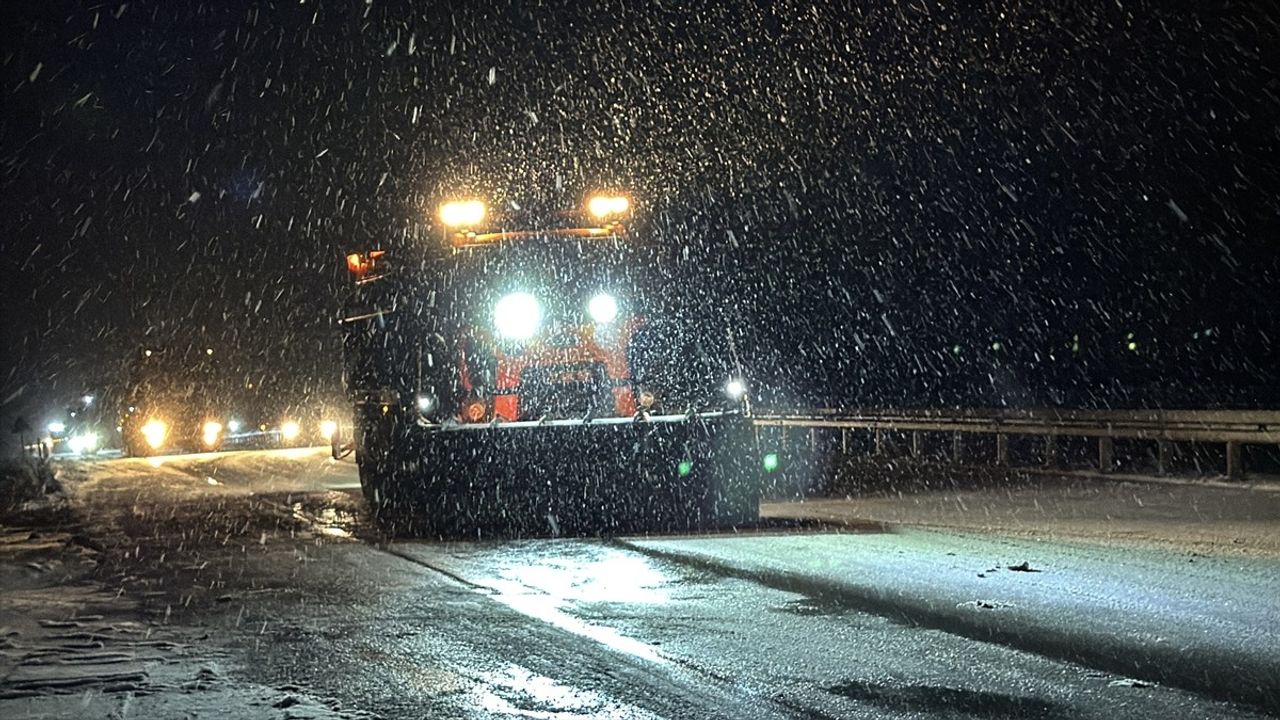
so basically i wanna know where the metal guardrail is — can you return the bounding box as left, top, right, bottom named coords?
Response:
left=753, top=408, right=1280, bottom=443
left=752, top=408, right=1280, bottom=479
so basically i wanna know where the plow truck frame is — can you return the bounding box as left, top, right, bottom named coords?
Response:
left=338, top=192, right=764, bottom=536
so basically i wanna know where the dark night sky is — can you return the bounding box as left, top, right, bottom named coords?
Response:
left=2, top=0, right=1278, bottom=438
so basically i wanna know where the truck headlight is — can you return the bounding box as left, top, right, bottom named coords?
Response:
left=319, top=420, right=338, bottom=440
left=494, top=292, right=541, bottom=340
left=142, top=419, right=168, bottom=450
left=280, top=420, right=301, bottom=441
left=725, top=378, right=747, bottom=399
left=587, top=195, right=630, bottom=218
left=440, top=200, right=485, bottom=227
left=588, top=293, right=619, bottom=324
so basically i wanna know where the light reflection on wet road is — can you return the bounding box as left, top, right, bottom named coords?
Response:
left=392, top=542, right=672, bottom=665
left=47, top=448, right=1278, bottom=719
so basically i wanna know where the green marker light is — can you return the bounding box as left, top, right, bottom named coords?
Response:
left=763, top=453, right=780, bottom=473
left=677, top=459, right=693, bottom=477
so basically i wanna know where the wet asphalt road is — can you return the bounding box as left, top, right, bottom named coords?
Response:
left=32, top=448, right=1277, bottom=719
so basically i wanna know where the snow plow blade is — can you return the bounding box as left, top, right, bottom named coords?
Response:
left=360, top=412, right=763, bottom=537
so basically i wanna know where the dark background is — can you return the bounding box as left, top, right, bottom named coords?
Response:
left=2, top=0, right=1278, bottom=447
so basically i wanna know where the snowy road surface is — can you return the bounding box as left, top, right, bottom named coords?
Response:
left=1, top=447, right=1277, bottom=718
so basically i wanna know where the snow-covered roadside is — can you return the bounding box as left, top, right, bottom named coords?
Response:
left=57, top=447, right=354, bottom=502
left=621, top=528, right=1280, bottom=713
left=764, top=476, right=1280, bottom=557
left=0, top=489, right=366, bottom=719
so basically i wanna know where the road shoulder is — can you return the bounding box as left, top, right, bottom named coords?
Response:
left=622, top=514, right=1280, bottom=714
left=763, top=476, right=1280, bottom=557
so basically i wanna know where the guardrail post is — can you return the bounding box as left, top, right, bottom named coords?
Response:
left=840, top=428, right=848, bottom=456
left=874, top=428, right=885, bottom=456
left=951, top=432, right=963, bottom=463
left=1157, top=440, right=1171, bottom=475
left=1226, top=441, right=1242, bottom=480
left=1044, top=434, right=1058, bottom=468
left=996, top=434, right=1009, bottom=466
left=1098, top=437, right=1114, bottom=473
left=911, top=431, right=922, bottom=459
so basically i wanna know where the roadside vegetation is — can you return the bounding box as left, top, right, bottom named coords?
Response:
left=0, top=456, right=61, bottom=515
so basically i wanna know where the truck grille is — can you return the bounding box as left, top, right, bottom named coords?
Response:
left=519, top=363, right=609, bottom=419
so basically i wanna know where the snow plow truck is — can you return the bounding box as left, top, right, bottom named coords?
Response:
left=338, top=191, right=765, bottom=536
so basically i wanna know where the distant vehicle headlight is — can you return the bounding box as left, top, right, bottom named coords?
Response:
left=227, top=419, right=242, bottom=433
left=201, top=421, right=223, bottom=447
left=280, top=420, right=301, bottom=441
left=725, top=378, right=747, bottom=399
left=47, top=421, right=66, bottom=434
left=440, top=200, right=485, bottom=227
left=142, top=419, right=168, bottom=450
left=494, top=292, right=542, bottom=340
left=68, top=432, right=98, bottom=454
left=588, top=293, right=619, bottom=324
left=319, top=420, right=337, bottom=440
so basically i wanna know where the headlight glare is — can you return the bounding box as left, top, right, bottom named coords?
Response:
left=440, top=200, right=486, bottom=227
left=587, top=195, right=630, bottom=219
left=280, top=420, right=301, bottom=441
left=494, top=292, right=542, bottom=340
left=68, top=432, right=98, bottom=454
left=201, top=421, right=223, bottom=447
left=588, top=293, right=619, bottom=324
left=142, top=419, right=168, bottom=450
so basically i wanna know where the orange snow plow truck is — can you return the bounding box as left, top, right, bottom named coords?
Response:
left=338, top=191, right=764, bottom=536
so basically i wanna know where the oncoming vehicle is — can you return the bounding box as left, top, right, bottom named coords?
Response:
left=42, top=395, right=104, bottom=457
left=121, top=346, right=230, bottom=456
left=215, top=398, right=345, bottom=452
left=340, top=191, right=764, bottom=535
